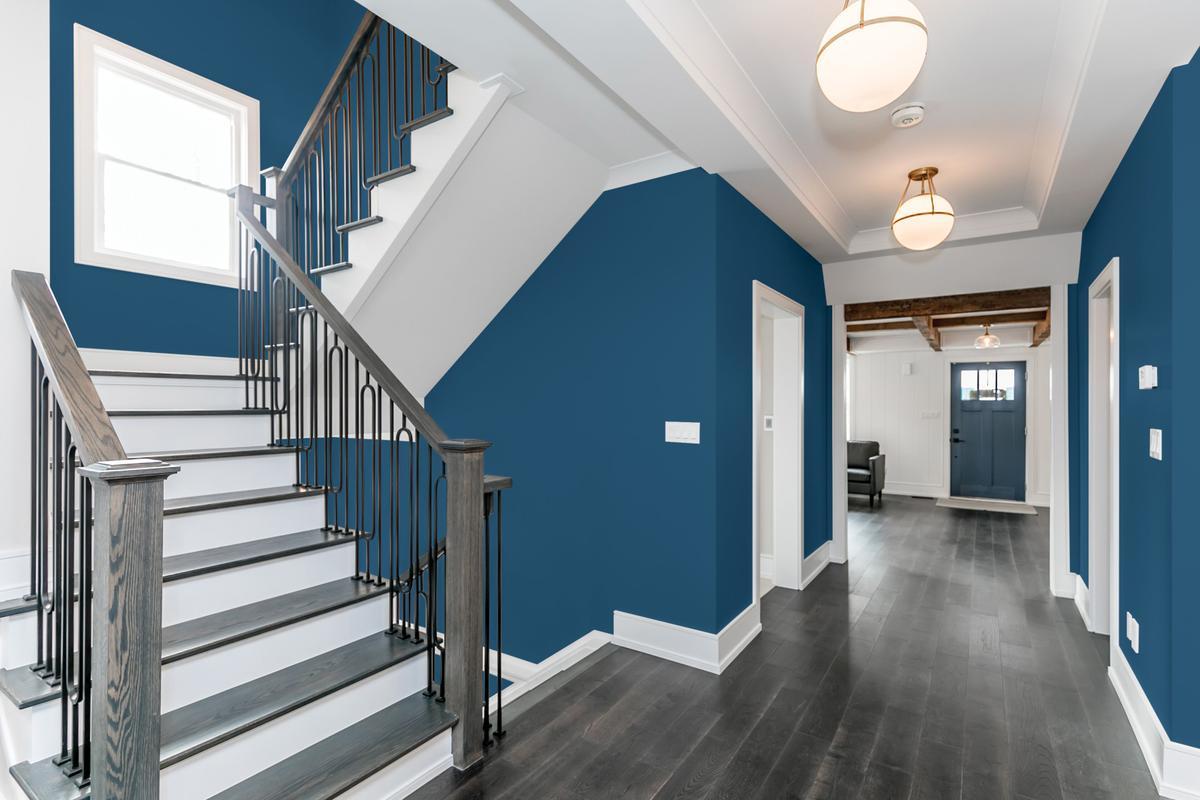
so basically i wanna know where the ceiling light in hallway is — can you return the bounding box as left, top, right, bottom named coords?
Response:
left=816, top=0, right=929, bottom=113
left=892, top=166, right=955, bottom=250
left=975, top=324, right=1001, bottom=349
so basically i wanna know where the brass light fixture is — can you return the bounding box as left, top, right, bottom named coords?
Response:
left=816, top=0, right=929, bottom=113
left=975, top=324, right=1001, bottom=349
left=892, top=166, right=955, bottom=251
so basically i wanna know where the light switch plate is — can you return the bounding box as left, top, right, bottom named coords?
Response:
left=1127, top=612, right=1140, bottom=654
left=1150, top=428, right=1163, bottom=461
left=665, top=421, right=700, bottom=444
left=1139, top=365, right=1158, bottom=390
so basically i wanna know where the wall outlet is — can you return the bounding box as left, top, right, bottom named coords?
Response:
left=1139, top=365, right=1158, bottom=390
left=1150, top=428, right=1163, bottom=461
left=763, top=415, right=774, bottom=432
left=1127, top=611, right=1140, bottom=654
left=665, top=421, right=700, bottom=444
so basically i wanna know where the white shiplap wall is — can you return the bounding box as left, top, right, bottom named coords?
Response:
left=848, top=345, right=1052, bottom=506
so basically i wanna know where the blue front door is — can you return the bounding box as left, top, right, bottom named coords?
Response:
left=950, top=362, right=1027, bottom=501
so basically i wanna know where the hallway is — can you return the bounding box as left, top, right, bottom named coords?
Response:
left=413, top=497, right=1158, bottom=800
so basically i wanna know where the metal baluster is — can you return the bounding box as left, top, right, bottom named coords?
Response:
left=483, top=491, right=492, bottom=746
left=79, top=476, right=93, bottom=785
left=495, top=489, right=505, bottom=738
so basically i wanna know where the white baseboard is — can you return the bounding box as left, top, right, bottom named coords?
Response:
left=759, top=554, right=775, bottom=580
left=1027, top=490, right=1052, bottom=508
left=880, top=482, right=943, bottom=499
left=1109, top=647, right=1200, bottom=800
left=612, top=603, right=761, bottom=675
left=80, top=347, right=239, bottom=374
left=0, top=551, right=28, bottom=602
left=1073, top=573, right=1093, bottom=632
left=801, top=541, right=831, bottom=589
left=485, top=630, right=612, bottom=715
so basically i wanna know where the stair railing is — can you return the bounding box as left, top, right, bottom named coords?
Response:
left=12, top=270, right=177, bottom=798
left=232, top=185, right=499, bottom=768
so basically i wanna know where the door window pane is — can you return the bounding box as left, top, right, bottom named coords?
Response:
left=997, top=369, right=1016, bottom=401
left=960, top=370, right=977, bottom=400
left=979, top=369, right=997, bottom=401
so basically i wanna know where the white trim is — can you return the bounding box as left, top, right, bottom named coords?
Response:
left=1087, top=258, right=1120, bottom=640
left=1109, top=647, right=1200, bottom=800
left=612, top=603, right=761, bottom=675
left=79, top=347, right=240, bottom=375
left=484, top=630, right=613, bottom=715
left=1050, top=283, right=1074, bottom=598
left=753, top=280, right=805, bottom=600
left=758, top=554, right=775, bottom=580
left=0, top=550, right=29, bottom=602
left=1073, top=573, right=1093, bottom=632
left=800, top=540, right=831, bottom=589
left=604, top=150, right=695, bottom=190
left=73, top=24, right=259, bottom=288
left=360, top=733, right=452, bottom=800
left=830, top=304, right=849, bottom=563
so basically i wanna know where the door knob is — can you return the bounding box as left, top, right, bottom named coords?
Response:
left=951, top=437, right=965, bottom=443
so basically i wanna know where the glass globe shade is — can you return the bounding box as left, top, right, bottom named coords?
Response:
left=975, top=331, right=1001, bottom=349
left=892, top=192, right=954, bottom=251
left=816, top=0, right=928, bottom=113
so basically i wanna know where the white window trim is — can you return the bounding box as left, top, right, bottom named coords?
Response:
left=74, top=24, right=259, bottom=288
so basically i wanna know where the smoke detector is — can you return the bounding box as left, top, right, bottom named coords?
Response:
left=891, top=103, right=926, bottom=129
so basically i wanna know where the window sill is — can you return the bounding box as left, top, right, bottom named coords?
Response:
left=75, top=250, right=240, bottom=289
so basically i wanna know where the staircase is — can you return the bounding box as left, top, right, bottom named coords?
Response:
left=1, top=13, right=509, bottom=800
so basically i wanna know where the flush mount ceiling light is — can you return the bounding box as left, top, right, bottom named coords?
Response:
left=891, top=166, right=955, bottom=251
left=975, top=324, right=1001, bottom=349
left=816, top=0, right=929, bottom=113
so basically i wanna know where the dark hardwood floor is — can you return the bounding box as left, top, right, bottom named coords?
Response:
left=412, top=496, right=1159, bottom=799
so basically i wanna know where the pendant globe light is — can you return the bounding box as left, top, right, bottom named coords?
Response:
left=975, top=324, right=1001, bottom=349
left=816, top=0, right=929, bottom=113
left=892, top=166, right=955, bottom=251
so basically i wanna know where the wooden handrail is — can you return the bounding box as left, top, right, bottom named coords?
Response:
left=232, top=186, right=450, bottom=451
left=280, top=11, right=379, bottom=178
left=11, top=270, right=126, bottom=466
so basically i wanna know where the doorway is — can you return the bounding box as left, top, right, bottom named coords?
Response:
left=754, top=281, right=804, bottom=597
left=1087, top=258, right=1119, bottom=637
left=950, top=361, right=1028, bottom=500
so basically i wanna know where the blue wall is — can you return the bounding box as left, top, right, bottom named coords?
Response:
left=1071, top=53, right=1200, bottom=747
left=50, top=0, right=364, bottom=356
left=426, top=169, right=832, bottom=662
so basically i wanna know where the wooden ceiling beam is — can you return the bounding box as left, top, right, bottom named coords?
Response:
left=1031, top=314, right=1051, bottom=347
left=911, top=315, right=941, bottom=351
left=846, top=320, right=916, bottom=333
left=844, top=287, right=1051, bottom=322
left=932, top=310, right=1049, bottom=329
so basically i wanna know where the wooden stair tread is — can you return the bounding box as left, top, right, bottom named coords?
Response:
left=10, top=634, right=427, bottom=799
left=0, top=595, right=36, bottom=619
left=162, top=578, right=388, bottom=663
left=89, top=369, right=274, bottom=382
left=131, top=444, right=296, bottom=462
left=162, top=528, right=351, bottom=582
left=163, top=484, right=324, bottom=516
left=310, top=261, right=353, bottom=277
left=107, top=408, right=272, bottom=417
left=211, top=691, right=455, bottom=800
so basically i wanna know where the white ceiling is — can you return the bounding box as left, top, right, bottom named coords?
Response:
left=373, top=0, right=1200, bottom=264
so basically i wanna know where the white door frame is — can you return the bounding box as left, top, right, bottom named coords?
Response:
left=1086, top=258, right=1120, bottom=641
left=942, top=354, right=1032, bottom=501
left=753, top=281, right=805, bottom=596
left=831, top=286, right=1073, bottom=599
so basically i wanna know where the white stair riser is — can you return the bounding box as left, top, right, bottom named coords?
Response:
left=339, top=733, right=452, bottom=800
left=163, top=544, right=355, bottom=626
left=164, top=453, right=296, bottom=499
left=95, top=377, right=246, bottom=412
left=163, top=496, right=326, bottom=557
left=161, top=595, right=393, bottom=713
left=160, top=657, right=427, bottom=799
left=0, top=614, right=37, bottom=670
left=112, top=413, right=273, bottom=453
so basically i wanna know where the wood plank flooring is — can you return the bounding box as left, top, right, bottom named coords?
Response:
left=412, top=496, right=1159, bottom=800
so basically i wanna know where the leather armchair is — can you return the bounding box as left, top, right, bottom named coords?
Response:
left=847, top=440, right=886, bottom=508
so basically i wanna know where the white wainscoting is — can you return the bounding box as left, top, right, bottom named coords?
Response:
left=0, top=550, right=28, bottom=602
left=612, top=603, right=761, bottom=675
left=848, top=345, right=1052, bottom=504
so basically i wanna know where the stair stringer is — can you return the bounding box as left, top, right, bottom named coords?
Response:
left=324, top=71, right=609, bottom=400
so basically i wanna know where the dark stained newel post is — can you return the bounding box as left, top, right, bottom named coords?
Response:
left=441, top=439, right=489, bottom=770
left=79, top=458, right=180, bottom=800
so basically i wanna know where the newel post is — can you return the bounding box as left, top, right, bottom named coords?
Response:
left=79, top=458, right=180, bottom=800
left=441, top=439, right=489, bottom=769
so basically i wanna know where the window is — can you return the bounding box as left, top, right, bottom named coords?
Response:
left=75, top=26, right=259, bottom=286
left=960, top=367, right=1018, bottom=401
